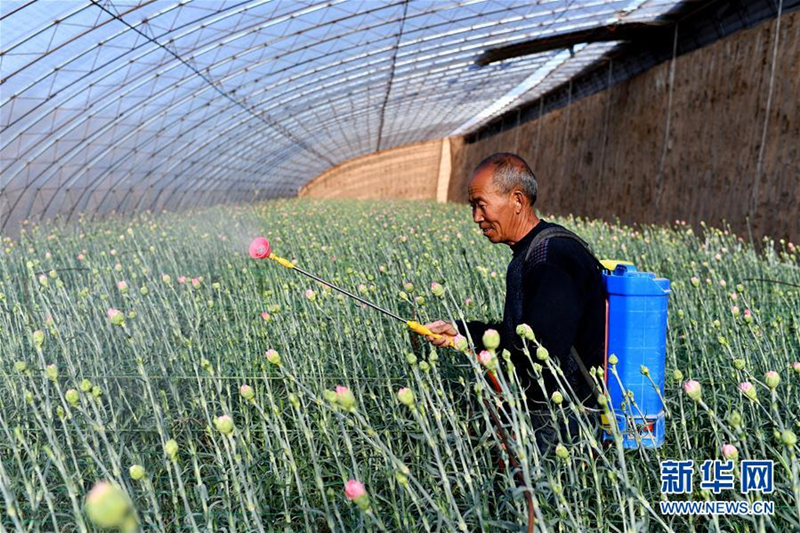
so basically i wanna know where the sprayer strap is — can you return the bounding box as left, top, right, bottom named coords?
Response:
left=571, top=346, right=602, bottom=400
left=525, top=226, right=605, bottom=272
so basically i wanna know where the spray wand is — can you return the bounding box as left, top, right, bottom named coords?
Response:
left=248, top=236, right=505, bottom=390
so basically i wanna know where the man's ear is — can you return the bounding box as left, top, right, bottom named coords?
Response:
left=512, top=189, right=525, bottom=214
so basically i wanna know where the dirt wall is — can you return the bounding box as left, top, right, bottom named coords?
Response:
left=300, top=139, right=444, bottom=200
left=450, top=11, right=800, bottom=244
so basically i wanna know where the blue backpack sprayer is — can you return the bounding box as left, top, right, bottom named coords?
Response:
left=523, top=226, right=671, bottom=449
left=601, top=262, right=671, bottom=448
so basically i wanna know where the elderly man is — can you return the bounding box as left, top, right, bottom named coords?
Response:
left=424, top=152, right=605, bottom=448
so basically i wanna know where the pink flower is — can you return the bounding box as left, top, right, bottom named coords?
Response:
left=683, top=380, right=702, bottom=401
left=110, top=249, right=116, bottom=256
left=465, top=298, right=473, bottom=306
left=261, top=312, right=270, bottom=321
left=116, top=281, right=128, bottom=293
left=77, top=254, right=85, bottom=262
left=191, top=278, right=200, bottom=287
left=739, top=381, right=758, bottom=400
left=730, top=292, right=738, bottom=301
left=248, top=237, right=271, bottom=259
left=45, top=316, right=53, bottom=325
left=478, top=350, right=494, bottom=367
left=719, top=279, right=727, bottom=288
left=177, top=276, right=186, bottom=284
left=793, top=361, right=800, bottom=373
left=45, top=252, right=52, bottom=259
left=335, top=385, right=349, bottom=396
left=344, top=479, right=366, bottom=500
left=722, top=444, right=738, bottom=459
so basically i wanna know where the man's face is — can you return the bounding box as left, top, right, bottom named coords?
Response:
left=468, top=167, right=516, bottom=244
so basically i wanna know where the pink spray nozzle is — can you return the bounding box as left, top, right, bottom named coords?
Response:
left=249, top=237, right=271, bottom=259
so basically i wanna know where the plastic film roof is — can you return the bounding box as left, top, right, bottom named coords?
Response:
left=1, top=0, right=682, bottom=231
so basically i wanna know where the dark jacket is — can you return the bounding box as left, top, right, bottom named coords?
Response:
left=458, top=219, right=605, bottom=411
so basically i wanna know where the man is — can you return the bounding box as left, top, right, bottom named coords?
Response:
left=424, top=153, right=605, bottom=448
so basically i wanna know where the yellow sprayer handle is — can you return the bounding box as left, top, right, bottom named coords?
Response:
left=269, top=253, right=295, bottom=269
left=600, top=259, right=634, bottom=271
left=407, top=321, right=455, bottom=347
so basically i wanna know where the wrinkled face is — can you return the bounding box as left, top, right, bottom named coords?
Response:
left=468, top=167, right=516, bottom=244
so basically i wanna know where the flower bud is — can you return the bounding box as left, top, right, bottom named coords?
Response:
left=335, top=385, right=356, bottom=411
left=430, top=282, right=445, bottom=297
left=683, top=380, right=702, bottom=402
left=608, top=354, right=619, bottom=366
left=516, top=323, right=535, bottom=341
left=288, top=393, right=300, bottom=409
left=164, top=439, right=179, bottom=460
left=15, top=361, right=28, bottom=372
left=782, top=430, right=797, bottom=447
left=304, top=289, right=316, bottom=301
left=239, top=384, right=255, bottom=401
left=65, top=389, right=79, bottom=406
left=265, top=349, right=281, bottom=366
left=793, top=361, right=800, bottom=374
left=478, top=350, right=497, bottom=372
left=555, top=444, right=569, bottom=460
left=739, top=381, right=757, bottom=401
left=482, top=329, right=500, bottom=351
left=161, top=274, right=171, bottom=284
left=536, top=345, right=549, bottom=361
left=116, top=281, right=128, bottom=294
left=765, top=371, right=780, bottom=390
left=85, top=481, right=132, bottom=529
left=722, top=444, right=739, bottom=460
left=727, top=410, right=742, bottom=428
left=672, top=369, right=684, bottom=382
left=551, top=391, right=563, bottom=405
left=733, top=359, right=745, bottom=370
left=214, top=415, right=235, bottom=435
left=344, top=479, right=370, bottom=511
left=80, top=379, right=92, bottom=392
left=107, top=309, right=125, bottom=327
left=640, top=365, right=650, bottom=376
left=453, top=335, right=468, bottom=352
left=394, top=471, right=409, bottom=487
left=397, top=387, right=415, bottom=407
left=45, top=364, right=58, bottom=382
left=32, top=330, right=45, bottom=350
left=597, top=394, right=608, bottom=407
left=129, top=464, right=145, bottom=481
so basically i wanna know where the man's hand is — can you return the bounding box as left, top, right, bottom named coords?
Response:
left=423, top=320, right=457, bottom=347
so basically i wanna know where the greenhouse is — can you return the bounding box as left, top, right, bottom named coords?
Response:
left=1, top=0, right=799, bottom=531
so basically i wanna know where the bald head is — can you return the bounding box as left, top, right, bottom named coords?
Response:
left=473, top=153, right=538, bottom=209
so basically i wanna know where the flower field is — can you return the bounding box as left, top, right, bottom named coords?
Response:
left=1, top=199, right=799, bottom=532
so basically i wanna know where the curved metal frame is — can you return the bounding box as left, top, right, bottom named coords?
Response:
left=0, top=0, right=683, bottom=231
